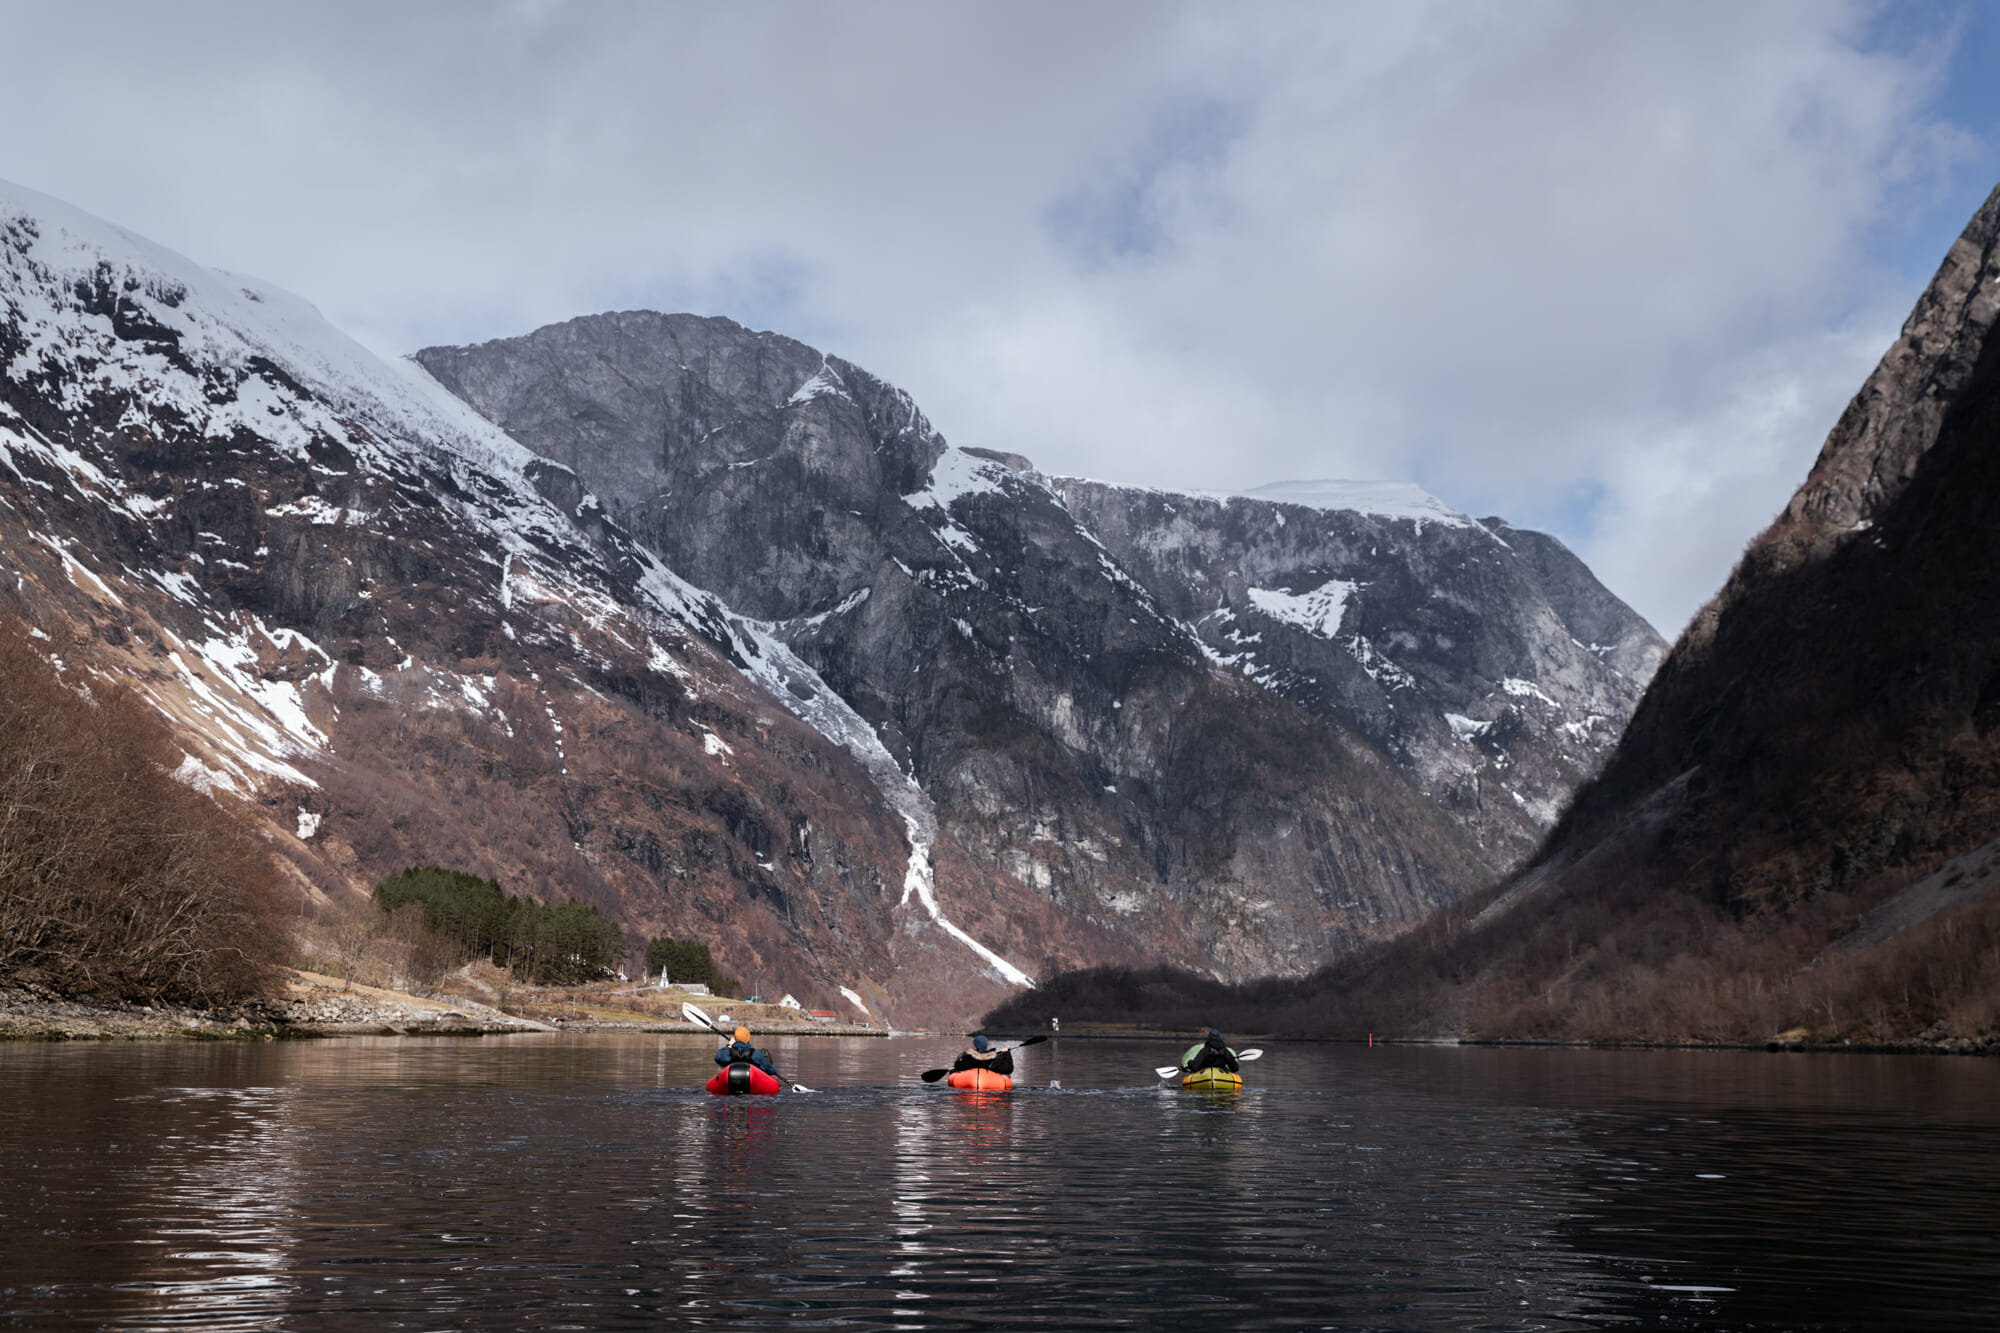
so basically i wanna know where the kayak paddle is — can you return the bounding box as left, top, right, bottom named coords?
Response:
left=919, top=1034, right=1049, bottom=1083
left=1154, top=1048, right=1262, bottom=1079
left=682, top=1000, right=816, bottom=1093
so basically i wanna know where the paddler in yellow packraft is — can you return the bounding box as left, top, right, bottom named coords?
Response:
left=1179, top=1028, right=1242, bottom=1089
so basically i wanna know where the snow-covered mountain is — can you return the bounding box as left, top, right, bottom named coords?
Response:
left=2, top=180, right=1663, bottom=1023
left=0, top=180, right=1092, bottom=1025
left=415, top=313, right=1663, bottom=963
left=1053, top=476, right=1665, bottom=864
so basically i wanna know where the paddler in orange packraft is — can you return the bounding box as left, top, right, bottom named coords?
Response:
left=919, top=1032, right=1046, bottom=1086
left=946, top=1034, right=1014, bottom=1089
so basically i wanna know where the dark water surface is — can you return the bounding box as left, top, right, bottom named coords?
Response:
left=2, top=1036, right=1996, bottom=1331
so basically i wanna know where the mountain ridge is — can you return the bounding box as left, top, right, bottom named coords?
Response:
left=417, top=314, right=1511, bottom=981
left=418, top=312, right=1664, bottom=974
left=4, top=177, right=1662, bottom=1024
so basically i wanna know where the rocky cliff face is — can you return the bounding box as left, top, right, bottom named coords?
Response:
left=416, top=315, right=1664, bottom=975
left=418, top=318, right=1512, bottom=982
left=1052, top=479, right=1663, bottom=866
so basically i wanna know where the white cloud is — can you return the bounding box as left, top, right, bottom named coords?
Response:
left=0, top=0, right=1978, bottom=634
left=1575, top=322, right=1895, bottom=639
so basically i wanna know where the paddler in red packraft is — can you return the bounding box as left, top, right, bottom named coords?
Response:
left=709, top=1025, right=783, bottom=1095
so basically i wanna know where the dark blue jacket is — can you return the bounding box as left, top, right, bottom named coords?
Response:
left=715, top=1041, right=778, bottom=1078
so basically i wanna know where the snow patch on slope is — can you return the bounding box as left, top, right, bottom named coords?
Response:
left=897, top=814, right=1035, bottom=988
left=1347, top=635, right=1417, bottom=691
left=784, top=585, right=870, bottom=634
left=1227, top=480, right=1477, bottom=529
left=1446, top=713, right=1492, bottom=742
left=265, top=496, right=372, bottom=526
left=151, top=623, right=326, bottom=790
left=1247, top=578, right=1360, bottom=638
left=1501, top=677, right=1559, bottom=708
left=786, top=361, right=852, bottom=408
left=904, top=446, right=1011, bottom=510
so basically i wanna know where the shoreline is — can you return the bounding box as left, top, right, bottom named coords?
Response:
left=12, top=989, right=1982, bottom=1054
left=0, top=971, right=887, bottom=1043
left=983, top=1024, right=1998, bottom=1057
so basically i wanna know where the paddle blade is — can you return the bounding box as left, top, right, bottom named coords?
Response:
left=1237, top=1048, right=1263, bottom=1061
left=920, top=1069, right=950, bottom=1083
left=1154, top=1066, right=1183, bottom=1079
left=1013, top=1034, right=1049, bottom=1049
left=682, top=1001, right=720, bottom=1033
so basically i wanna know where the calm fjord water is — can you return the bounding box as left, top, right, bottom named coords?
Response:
left=2, top=1036, right=1996, bottom=1331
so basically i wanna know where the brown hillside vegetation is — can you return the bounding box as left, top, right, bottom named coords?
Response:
left=0, top=606, right=285, bottom=1004
left=987, top=879, right=2000, bottom=1048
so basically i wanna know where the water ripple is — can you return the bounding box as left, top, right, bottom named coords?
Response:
left=3, top=1039, right=1997, bottom=1330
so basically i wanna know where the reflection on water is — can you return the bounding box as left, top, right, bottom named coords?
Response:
left=2, top=1037, right=1998, bottom=1330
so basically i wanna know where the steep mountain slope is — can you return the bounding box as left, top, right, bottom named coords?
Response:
left=0, top=180, right=1135, bottom=1026
left=1053, top=479, right=1663, bottom=866
left=418, top=317, right=1503, bottom=980
left=1524, top=179, right=2000, bottom=914
left=1233, top=179, right=2000, bottom=1046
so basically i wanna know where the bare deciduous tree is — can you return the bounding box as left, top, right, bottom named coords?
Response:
left=1, top=610, right=283, bottom=1005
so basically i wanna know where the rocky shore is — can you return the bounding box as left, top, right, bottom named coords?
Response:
left=1759, top=1024, right=1999, bottom=1056
left=0, top=970, right=890, bottom=1041
left=0, top=972, right=550, bottom=1041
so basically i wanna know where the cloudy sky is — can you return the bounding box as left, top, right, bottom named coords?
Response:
left=4, top=1, right=1997, bottom=636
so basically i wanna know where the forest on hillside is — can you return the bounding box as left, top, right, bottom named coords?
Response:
left=373, top=865, right=628, bottom=985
